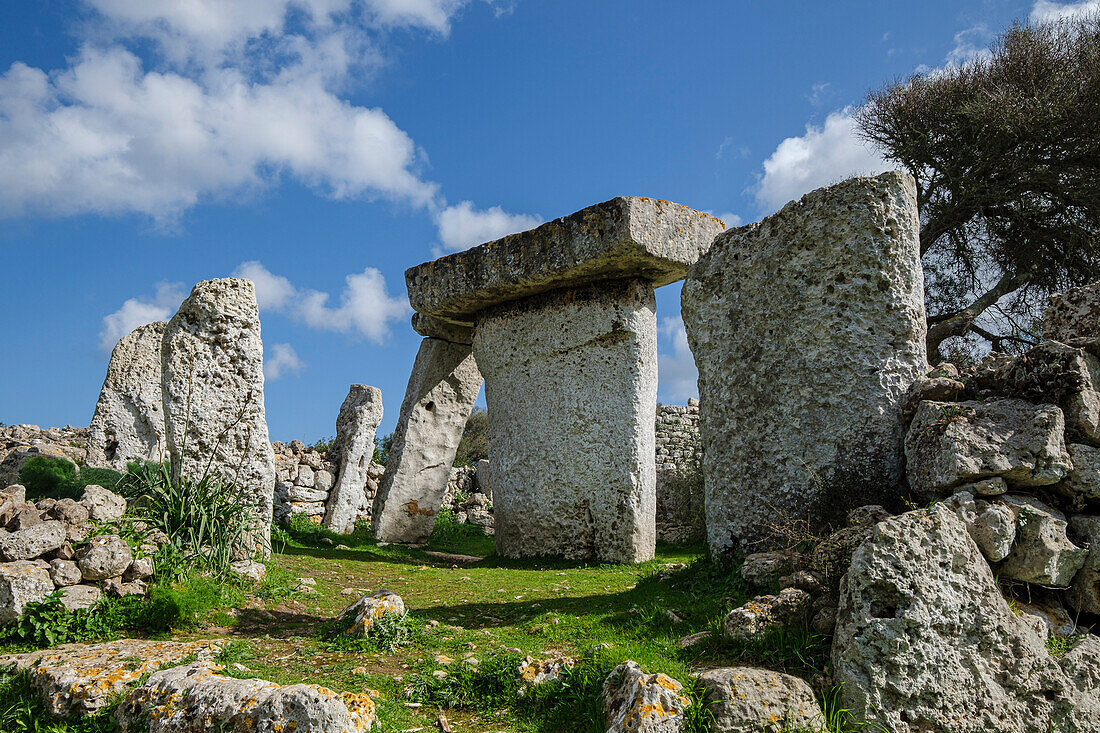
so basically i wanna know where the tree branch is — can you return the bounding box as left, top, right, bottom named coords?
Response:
left=925, top=270, right=1034, bottom=362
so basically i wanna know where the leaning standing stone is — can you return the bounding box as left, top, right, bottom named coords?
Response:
left=161, top=278, right=275, bottom=557
left=323, top=385, right=383, bottom=534
left=683, top=171, right=927, bottom=557
left=87, top=321, right=168, bottom=470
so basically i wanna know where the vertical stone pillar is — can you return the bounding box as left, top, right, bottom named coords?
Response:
left=87, top=321, right=168, bottom=470
left=323, top=384, right=383, bottom=534
left=161, top=278, right=276, bottom=557
left=682, top=172, right=927, bottom=559
left=473, top=279, right=658, bottom=564
left=371, top=318, right=482, bottom=543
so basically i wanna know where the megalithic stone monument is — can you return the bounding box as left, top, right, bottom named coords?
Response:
left=323, top=384, right=383, bottom=535
left=403, top=197, right=725, bottom=563
left=161, top=278, right=276, bottom=558
left=370, top=314, right=482, bottom=543
left=682, top=172, right=927, bottom=560
left=87, top=321, right=169, bottom=470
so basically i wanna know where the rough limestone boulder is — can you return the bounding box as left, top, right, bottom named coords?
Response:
left=723, top=588, right=812, bottom=643
left=0, top=639, right=224, bottom=717
left=161, top=278, right=275, bottom=556
left=739, top=551, right=804, bottom=587
left=334, top=589, right=405, bottom=636
left=683, top=172, right=926, bottom=555
left=602, top=660, right=690, bottom=733
left=117, top=663, right=378, bottom=732
left=87, top=321, right=168, bottom=470
left=905, top=399, right=1071, bottom=498
left=1067, top=515, right=1100, bottom=615
left=80, top=484, right=126, bottom=523
left=834, top=504, right=1096, bottom=732
left=49, top=558, right=81, bottom=587
left=1042, top=281, right=1100, bottom=342
left=57, top=584, right=102, bottom=612
left=998, top=495, right=1087, bottom=587
left=0, top=520, right=65, bottom=560
left=698, top=667, right=825, bottom=733
left=323, top=385, right=383, bottom=534
left=1064, top=443, right=1100, bottom=503
left=77, top=534, right=133, bottom=581
left=941, top=491, right=1016, bottom=562
left=518, top=655, right=576, bottom=688
left=0, top=560, right=53, bottom=622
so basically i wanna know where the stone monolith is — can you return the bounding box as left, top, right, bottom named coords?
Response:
left=323, top=385, right=383, bottom=534
left=406, top=197, right=724, bottom=563
left=683, top=172, right=927, bottom=558
left=370, top=319, right=482, bottom=543
left=87, top=321, right=168, bottom=470
left=161, top=278, right=275, bottom=556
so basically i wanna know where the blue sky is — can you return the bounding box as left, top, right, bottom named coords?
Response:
left=1, top=0, right=1091, bottom=442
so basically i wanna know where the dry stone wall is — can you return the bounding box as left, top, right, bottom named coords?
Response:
left=655, top=401, right=704, bottom=543
left=272, top=440, right=383, bottom=527
left=0, top=425, right=88, bottom=488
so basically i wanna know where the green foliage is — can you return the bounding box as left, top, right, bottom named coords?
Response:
left=309, top=436, right=336, bottom=453
left=252, top=565, right=302, bottom=603
left=427, top=505, right=494, bottom=556
left=18, top=457, right=125, bottom=502
left=1046, top=633, right=1082, bottom=658
left=121, top=461, right=256, bottom=581
left=373, top=431, right=393, bottom=465
left=0, top=666, right=116, bottom=733
left=453, top=407, right=488, bottom=466
left=320, top=611, right=413, bottom=654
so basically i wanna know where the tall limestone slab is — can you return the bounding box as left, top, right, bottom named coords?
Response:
left=161, top=278, right=275, bottom=556
left=323, top=385, right=383, bottom=535
left=87, top=321, right=169, bottom=470
left=370, top=318, right=481, bottom=544
left=406, top=197, right=724, bottom=563
left=682, top=172, right=927, bottom=558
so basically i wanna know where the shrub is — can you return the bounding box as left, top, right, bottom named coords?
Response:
left=17, top=457, right=124, bottom=502
left=373, top=431, right=393, bottom=465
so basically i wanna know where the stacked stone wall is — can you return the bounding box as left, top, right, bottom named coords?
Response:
left=655, top=401, right=704, bottom=543
left=272, top=440, right=383, bottom=527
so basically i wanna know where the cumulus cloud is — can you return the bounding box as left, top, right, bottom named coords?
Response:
left=435, top=200, right=542, bottom=252
left=99, top=281, right=186, bottom=350
left=715, top=212, right=743, bottom=229
left=1031, top=0, right=1100, bottom=22
left=233, top=260, right=409, bottom=342
left=657, top=315, right=698, bottom=403
left=945, top=25, right=994, bottom=67
left=753, top=107, right=891, bottom=213
left=264, top=342, right=305, bottom=380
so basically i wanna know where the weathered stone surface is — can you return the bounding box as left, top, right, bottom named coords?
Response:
left=371, top=338, right=481, bottom=543
left=324, top=385, right=383, bottom=534
left=407, top=197, right=724, bottom=324
left=77, top=533, right=133, bottom=581
left=698, top=667, right=825, bottom=733
left=723, top=588, right=812, bottom=643
left=57, top=584, right=102, bottom=611
left=684, top=172, right=926, bottom=556
left=80, top=484, right=126, bottom=522
left=957, top=476, right=1009, bottom=497
left=941, top=491, right=1016, bottom=562
left=0, top=520, right=65, bottom=560
left=1067, top=515, right=1100, bottom=614
left=118, top=663, right=378, bottom=732
left=739, top=551, right=803, bottom=587
left=1042, top=281, right=1100, bottom=341
left=518, top=655, right=576, bottom=688
left=335, top=589, right=405, bottom=636
left=998, top=495, right=1087, bottom=587
left=1064, top=443, right=1100, bottom=502
left=411, top=312, right=474, bottom=344
left=229, top=559, right=266, bottom=581
left=602, top=660, right=691, bottom=733
left=49, top=498, right=89, bottom=526
left=902, top=375, right=966, bottom=422
left=834, top=504, right=1093, bottom=732
left=906, top=399, right=1071, bottom=497
left=0, top=639, right=223, bottom=717
left=162, top=278, right=275, bottom=556
left=0, top=560, right=52, bottom=622
left=87, top=321, right=168, bottom=469
left=49, top=558, right=82, bottom=586
left=474, top=279, right=657, bottom=563
left=1060, top=633, right=1100, bottom=730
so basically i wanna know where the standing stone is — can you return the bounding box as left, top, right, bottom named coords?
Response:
left=371, top=323, right=481, bottom=544
left=406, top=197, right=723, bottom=563
left=161, top=279, right=275, bottom=557
left=1042, top=281, right=1100, bottom=341
left=683, top=172, right=927, bottom=557
left=87, top=322, right=169, bottom=470
left=323, top=385, right=383, bottom=534
left=474, top=279, right=657, bottom=563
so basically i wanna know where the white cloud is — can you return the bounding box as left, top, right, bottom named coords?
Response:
left=1031, top=0, right=1100, bottom=22
left=657, top=315, right=698, bottom=403
left=264, top=342, right=305, bottom=380
left=945, top=25, right=993, bottom=67
left=99, top=281, right=186, bottom=350
left=754, top=107, right=891, bottom=213
left=435, top=200, right=542, bottom=252
left=715, top=212, right=743, bottom=230
left=232, top=261, right=409, bottom=342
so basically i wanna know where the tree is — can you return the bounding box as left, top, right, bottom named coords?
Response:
left=453, top=407, right=488, bottom=466
left=857, top=15, right=1100, bottom=361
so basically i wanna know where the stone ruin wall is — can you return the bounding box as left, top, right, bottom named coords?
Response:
left=655, top=400, right=705, bottom=543
left=272, top=440, right=383, bottom=528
